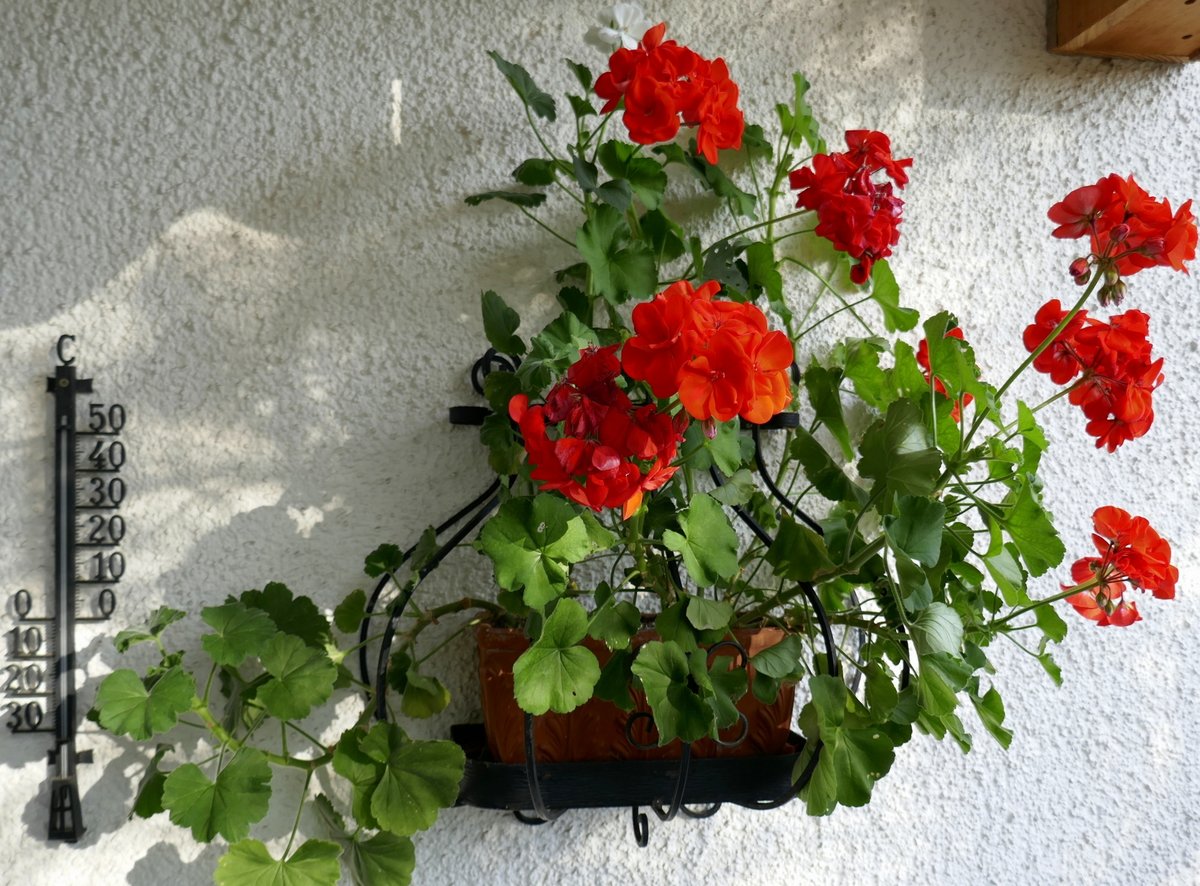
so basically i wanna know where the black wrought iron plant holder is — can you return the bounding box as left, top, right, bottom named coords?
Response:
left=357, top=351, right=893, bottom=846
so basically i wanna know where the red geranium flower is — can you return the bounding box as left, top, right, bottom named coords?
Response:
left=1065, top=506, right=1177, bottom=626
left=509, top=347, right=687, bottom=519
left=594, top=23, right=744, bottom=164
left=621, top=279, right=793, bottom=424
left=1048, top=175, right=1197, bottom=280
left=789, top=131, right=912, bottom=284
left=1024, top=302, right=1163, bottom=452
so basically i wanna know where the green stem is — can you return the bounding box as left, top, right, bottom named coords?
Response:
left=994, top=577, right=1100, bottom=628
left=517, top=206, right=573, bottom=247
left=783, top=258, right=873, bottom=335
left=701, top=210, right=812, bottom=256
left=797, top=294, right=874, bottom=338
left=960, top=276, right=1100, bottom=455
left=284, top=769, right=314, bottom=857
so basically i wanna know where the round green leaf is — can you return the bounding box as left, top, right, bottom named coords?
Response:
left=215, top=838, right=342, bottom=886
left=258, top=634, right=338, bottom=721
left=162, top=748, right=272, bottom=843
left=513, top=598, right=601, bottom=715
left=94, top=666, right=195, bottom=740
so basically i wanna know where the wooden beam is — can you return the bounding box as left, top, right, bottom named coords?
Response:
left=1050, top=0, right=1200, bottom=62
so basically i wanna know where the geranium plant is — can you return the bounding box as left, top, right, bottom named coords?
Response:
left=92, top=8, right=1192, bottom=885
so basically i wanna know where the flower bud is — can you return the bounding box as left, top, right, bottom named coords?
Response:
left=1104, top=267, right=1120, bottom=286
left=1098, top=280, right=1127, bottom=307
left=1069, top=257, right=1091, bottom=285
left=702, top=417, right=718, bottom=440
left=1109, top=223, right=1130, bottom=243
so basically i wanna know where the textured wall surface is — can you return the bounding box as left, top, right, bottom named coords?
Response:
left=1, top=1, right=1198, bottom=884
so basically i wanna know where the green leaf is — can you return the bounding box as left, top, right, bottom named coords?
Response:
left=571, top=148, right=598, bottom=191
left=346, top=832, right=416, bottom=886
left=869, top=261, right=918, bottom=332
left=575, top=204, right=656, bottom=304
left=921, top=312, right=993, bottom=420
left=745, top=240, right=789, bottom=325
left=588, top=597, right=642, bottom=650
left=895, top=552, right=933, bottom=613
left=1035, top=603, right=1069, bottom=644
left=487, top=51, right=555, bottom=121
left=1037, top=649, right=1063, bottom=686
left=662, top=494, right=739, bottom=588
left=94, top=667, right=195, bottom=740
left=364, top=543, right=404, bottom=578
left=912, top=603, right=964, bottom=658
left=857, top=398, right=941, bottom=501
left=463, top=190, right=547, bottom=208
left=566, top=58, right=592, bottom=92
left=916, top=652, right=973, bottom=719
left=835, top=337, right=893, bottom=410
left=708, top=467, right=757, bottom=506
left=776, top=72, right=823, bottom=152
left=749, top=634, right=807, bottom=681
left=680, top=418, right=751, bottom=476
left=479, top=494, right=615, bottom=610
left=970, top=685, right=1013, bottom=749
left=597, top=140, right=668, bottom=209
left=215, top=839, right=342, bottom=886
left=706, top=655, right=748, bottom=729
left=240, top=582, right=332, bottom=650
left=884, top=496, right=947, bottom=568
left=985, top=545, right=1028, bottom=606
left=1000, top=476, right=1065, bottom=578
left=512, top=158, right=558, bottom=186
left=631, top=641, right=714, bottom=744
left=639, top=208, right=686, bottom=262
left=766, top=517, right=836, bottom=583
left=162, top=748, right=272, bottom=843
left=685, top=596, right=733, bottom=632
left=517, top=310, right=599, bottom=390
left=366, top=726, right=465, bottom=836
left=258, top=634, right=338, bottom=721
left=513, top=598, right=601, bottom=714
left=130, top=743, right=173, bottom=820
left=594, top=647, right=636, bottom=709
left=314, top=796, right=417, bottom=886
left=788, top=429, right=866, bottom=505
left=1017, top=400, right=1048, bottom=474
left=804, top=363, right=851, bottom=459
left=798, top=675, right=895, bottom=814
left=334, top=725, right=465, bottom=838
left=114, top=607, right=185, bottom=653
left=481, top=290, right=526, bottom=356
left=334, top=589, right=368, bottom=634
left=201, top=602, right=278, bottom=667
left=401, top=672, right=451, bottom=719
left=479, top=411, right=523, bottom=476
left=595, top=179, right=632, bottom=212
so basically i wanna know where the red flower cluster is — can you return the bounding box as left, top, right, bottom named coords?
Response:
left=1065, top=506, right=1177, bottom=627
left=1048, top=174, right=1197, bottom=279
left=788, top=130, right=912, bottom=284
left=594, top=23, right=744, bottom=164
left=916, top=326, right=973, bottom=423
left=1024, top=299, right=1163, bottom=452
left=621, top=280, right=793, bottom=424
left=509, top=345, right=686, bottom=519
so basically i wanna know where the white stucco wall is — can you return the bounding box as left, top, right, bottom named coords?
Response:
left=1, top=1, right=1197, bottom=884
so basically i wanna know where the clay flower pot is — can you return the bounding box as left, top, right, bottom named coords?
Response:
left=476, top=623, right=796, bottom=764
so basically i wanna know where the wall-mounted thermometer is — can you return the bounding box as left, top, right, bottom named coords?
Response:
left=6, top=335, right=127, bottom=841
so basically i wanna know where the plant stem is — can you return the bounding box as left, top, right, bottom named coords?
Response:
left=284, top=769, right=314, bottom=857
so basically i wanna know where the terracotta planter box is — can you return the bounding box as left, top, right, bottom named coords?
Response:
left=476, top=623, right=796, bottom=764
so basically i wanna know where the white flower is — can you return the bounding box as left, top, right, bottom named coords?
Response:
left=585, top=3, right=654, bottom=52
